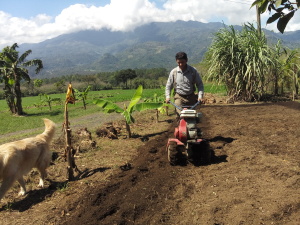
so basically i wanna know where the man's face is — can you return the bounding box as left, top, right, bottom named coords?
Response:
left=176, top=59, right=187, bottom=70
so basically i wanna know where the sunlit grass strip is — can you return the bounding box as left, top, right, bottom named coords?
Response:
left=0, top=89, right=164, bottom=135
left=0, top=86, right=225, bottom=136
left=205, top=82, right=226, bottom=94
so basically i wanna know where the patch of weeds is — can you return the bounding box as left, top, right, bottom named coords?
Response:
left=3, top=201, right=15, bottom=211
left=56, top=182, right=69, bottom=192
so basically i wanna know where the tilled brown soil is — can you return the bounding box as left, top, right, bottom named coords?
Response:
left=0, top=101, right=300, bottom=225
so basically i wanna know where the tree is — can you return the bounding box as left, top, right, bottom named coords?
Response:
left=272, top=46, right=300, bottom=96
left=0, top=43, right=43, bottom=115
left=34, top=79, right=43, bottom=88
left=252, top=0, right=300, bottom=33
left=80, top=75, right=97, bottom=86
left=0, top=57, right=15, bottom=113
left=94, top=85, right=163, bottom=138
left=269, top=41, right=287, bottom=95
left=115, top=69, right=137, bottom=89
left=54, top=80, right=66, bottom=93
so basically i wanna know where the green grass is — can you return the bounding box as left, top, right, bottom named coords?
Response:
left=0, top=88, right=165, bottom=135
left=205, top=82, right=226, bottom=94
left=0, top=85, right=226, bottom=136
left=89, top=88, right=165, bottom=102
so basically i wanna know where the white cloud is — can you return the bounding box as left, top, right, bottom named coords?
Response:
left=0, top=0, right=299, bottom=48
left=0, top=11, right=52, bottom=47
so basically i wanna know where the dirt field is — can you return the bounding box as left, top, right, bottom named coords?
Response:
left=0, top=100, right=299, bottom=225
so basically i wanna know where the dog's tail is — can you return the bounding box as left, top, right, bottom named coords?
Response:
left=40, top=118, right=56, bottom=142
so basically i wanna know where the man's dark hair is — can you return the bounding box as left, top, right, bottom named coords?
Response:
left=175, top=52, right=187, bottom=60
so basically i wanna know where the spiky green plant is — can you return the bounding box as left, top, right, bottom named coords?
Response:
left=204, top=23, right=274, bottom=101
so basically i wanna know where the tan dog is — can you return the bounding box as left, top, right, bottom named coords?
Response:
left=0, top=118, right=56, bottom=200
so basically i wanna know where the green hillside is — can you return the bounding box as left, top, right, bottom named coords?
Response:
left=19, top=20, right=300, bottom=78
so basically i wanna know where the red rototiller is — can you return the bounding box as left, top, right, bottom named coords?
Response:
left=166, top=101, right=211, bottom=166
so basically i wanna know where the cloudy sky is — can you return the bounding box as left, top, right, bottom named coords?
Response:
left=1, top=0, right=300, bottom=48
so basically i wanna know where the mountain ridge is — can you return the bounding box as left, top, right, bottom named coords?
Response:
left=19, top=20, right=300, bottom=78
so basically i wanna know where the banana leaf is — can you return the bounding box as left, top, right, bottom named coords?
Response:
left=127, top=85, right=143, bottom=113
left=122, top=110, right=135, bottom=124
left=94, top=99, right=124, bottom=113
left=134, top=102, right=164, bottom=112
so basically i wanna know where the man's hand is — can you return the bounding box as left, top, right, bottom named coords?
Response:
left=165, top=98, right=170, bottom=103
left=198, top=98, right=205, bottom=104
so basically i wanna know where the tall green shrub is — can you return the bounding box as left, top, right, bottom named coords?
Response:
left=204, top=23, right=273, bottom=101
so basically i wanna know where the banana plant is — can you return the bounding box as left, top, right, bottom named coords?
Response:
left=41, top=94, right=61, bottom=111
left=74, top=85, right=91, bottom=109
left=143, top=93, right=169, bottom=122
left=94, top=85, right=163, bottom=138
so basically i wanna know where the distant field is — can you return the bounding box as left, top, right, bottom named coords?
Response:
left=0, top=89, right=163, bottom=134
left=0, top=84, right=226, bottom=136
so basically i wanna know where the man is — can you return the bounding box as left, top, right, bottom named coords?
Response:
left=165, top=52, right=204, bottom=115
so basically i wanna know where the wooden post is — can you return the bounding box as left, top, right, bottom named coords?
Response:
left=64, top=102, right=74, bottom=181
left=64, top=83, right=80, bottom=181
